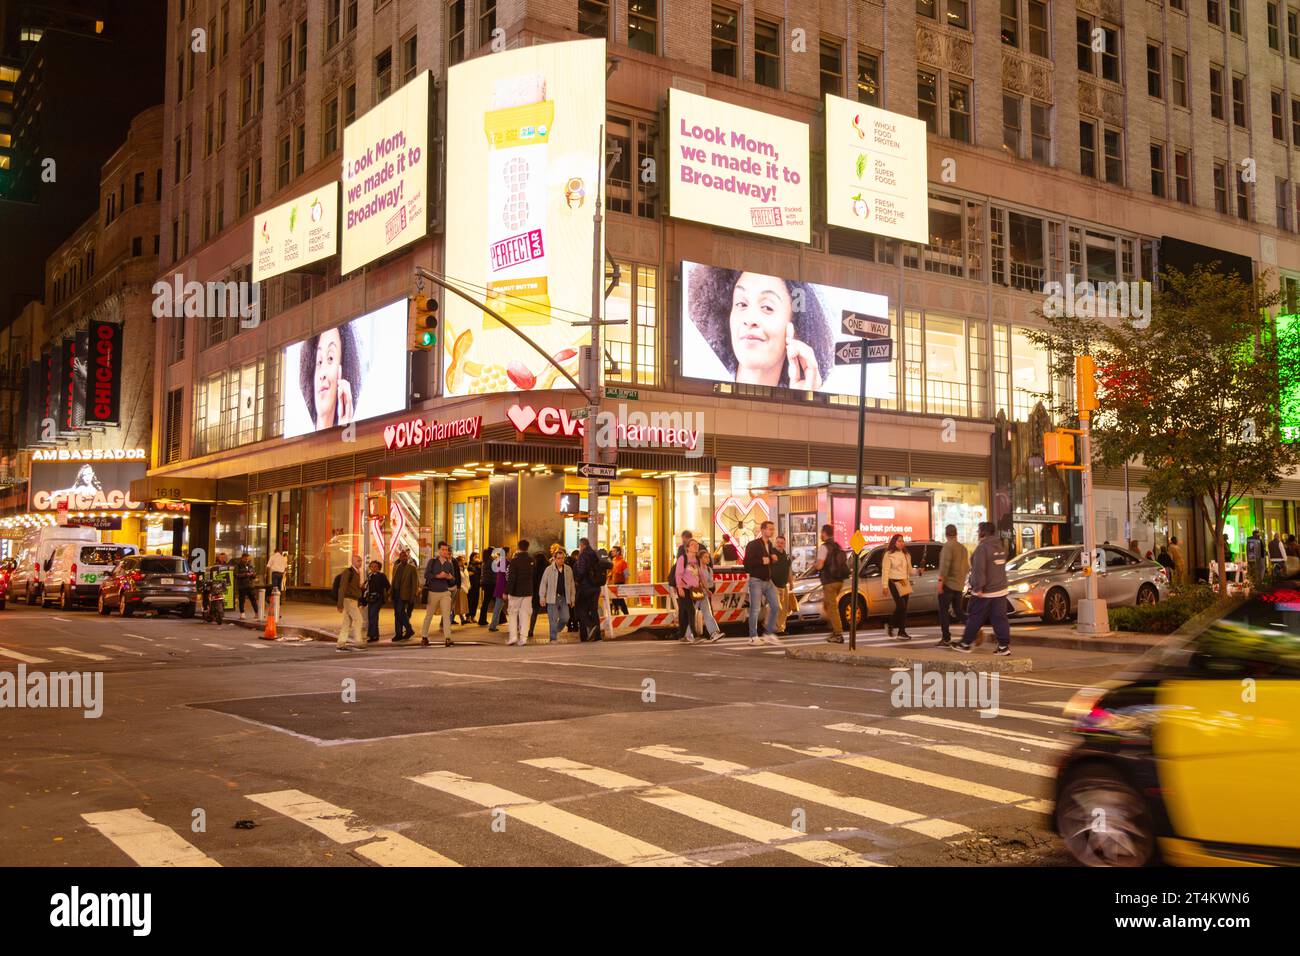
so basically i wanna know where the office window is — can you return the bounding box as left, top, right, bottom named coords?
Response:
left=182, top=212, right=190, bottom=255
left=207, top=18, right=216, bottom=71
left=1228, top=0, right=1242, bottom=35
left=578, top=0, right=610, bottom=38
left=1232, top=75, right=1247, bottom=128
left=1001, top=0, right=1019, bottom=46
left=480, top=0, right=498, bottom=48
left=240, top=67, right=253, bottom=125
left=215, top=181, right=224, bottom=232
left=628, top=0, right=656, bottom=54
left=1209, top=66, right=1224, bottom=120
left=820, top=40, right=843, bottom=97
left=132, top=236, right=143, bottom=257
left=217, top=92, right=227, bottom=148
left=256, top=59, right=265, bottom=113
left=133, top=171, right=144, bottom=204
left=1150, top=143, right=1165, bottom=198
left=1269, top=3, right=1282, bottom=50
left=947, top=0, right=970, bottom=30
left=1291, top=8, right=1299, bottom=58
left=344, top=83, right=357, bottom=126
left=1274, top=91, right=1287, bottom=140
left=279, top=33, right=292, bottom=92
left=1077, top=18, right=1119, bottom=82
left=1079, top=120, right=1096, bottom=177
left=1103, top=127, right=1122, bottom=184
left=919, top=71, right=940, bottom=134
left=157, top=169, right=163, bottom=200
left=276, top=134, right=290, bottom=190
left=242, top=0, right=255, bottom=32
left=184, top=124, right=193, bottom=175
left=346, top=0, right=358, bottom=33
left=1027, top=1, right=1048, bottom=56
left=188, top=46, right=196, bottom=91
left=448, top=1, right=464, bottom=66
left=712, top=7, right=739, bottom=77
left=857, top=50, right=880, bottom=105
left=202, top=191, right=211, bottom=242
left=1002, top=93, right=1022, bottom=155
left=1030, top=101, right=1051, bottom=164
left=1208, top=0, right=1221, bottom=26
left=176, top=54, right=183, bottom=103
left=949, top=80, right=971, bottom=143
left=1174, top=149, right=1190, bottom=203
left=323, top=96, right=339, bottom=156
left=754, top=19, right=781, bottom=89
left=221, top=3, right=230, bottom=59
left=294, top=122, right=305, bottom=177
left=1147, top=44, right=1162, bottom=98
left=1213, top=161, right=1228, bottom=213
left=205, top=103, right=213, bottom=156
left=1236, top=168, right=1250, bottom=219
left=238, top=163, right=250, bottom=216
left=402, top=32, right=417, bottom=85
left=918, top=0, right=936, bottom=18
left=254, top=158, right=263, bottom=205
left=164, top=389, right=184, bottom=463
left=1293, top=97, right=1300, bottom=144
left=327, top=0, right=341, bottom=49
left=1277, top=178, right=1291, bottom=230
left=296, top=19, right=307, bottom=77
left=375, top=48, right=392, bottom=102
left=1170, top=51, right=1187, bottom=107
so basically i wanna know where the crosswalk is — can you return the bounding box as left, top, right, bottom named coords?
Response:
left=73, top=706, right=1072, bottom=868
left=0, top=632, right=319, bottom=666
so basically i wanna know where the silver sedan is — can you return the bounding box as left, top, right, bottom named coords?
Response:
left=990, top=545, right=1170, bottom=624
left=787, top=540, right=947, bottom=629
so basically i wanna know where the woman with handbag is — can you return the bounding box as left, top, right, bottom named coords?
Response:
left=882, top=533, right=915, bottom=640
left=695, top=548, right=723, bottom=642
left=674, top=539, right=706, bottom=644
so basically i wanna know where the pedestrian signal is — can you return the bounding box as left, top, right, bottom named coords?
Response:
left=1043, top=431, right=1075, bottom=467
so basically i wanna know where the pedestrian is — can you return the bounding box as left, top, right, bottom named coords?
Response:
left=742, top=520, right=781, bottom=646
left=477, top=547, right=497, bottom=625
left=936, top=524, right=970, bottom=647
left=390, top=548, right=419, bottom=641
left=362, top=559, right=389, bottom=642
left=527, top=545, right=548, bottom=639
left=505, top=540, right=534, bottom=646
left=573, top=537, right=603, bottom=642
left=674, top=538, right=706, bottom=643
left=772, top=535, right=794, bottom=634
left=265, top=549, right=288, bottom=612
left=234, top=552, right=259, bottom=620
left=1248, top=529, right=1266, bottom=582
left=466, top=551, right=482, bottom=622
left=694, top=546, right=723, bottom=641
left=488, top=547, right=509, bottom=631
left=812, top=524, right=850, bottom=643
left=1223, top=534, right=1234, bottom=563
left=1168, top=535, right=1187, bottom=585
left=715, top=533, right=741, bottom=563
left=335, top=554, right=366, bottom=652
left=608, top=546, right=629, bottom=614
left=1269, top=532, right=1287, bottom=578
left=1156, top=544, right=1174, bottom=572
left=539, top=547, right=575, bottom=643
left=420, top=542, right=458, bottom=647
left=953, top=521, right=1011, bottom=656
left=882, top=534, right=915, bottom=640
left=453, top=553, right=471, bottom=624
left=1127, top=539, right=1140, bottom=556
left=1288, top=534, right=1300, bottom=559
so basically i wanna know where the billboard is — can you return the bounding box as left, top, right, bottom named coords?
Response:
left=86, top=319, right=123, bottom=426
left=254, top=183, right=339, bottom=281
left=830, top=495, right=933, bottom=550
left=668, top=88, right=810, bottom=243
left=29, top=459, right=147, bottom=512
left=680, top=261, right=892, bottom=398
left=340, top=71, right=432, bottom=275
left=825, top=96, right=928, bottom=243
left=72, top=330, right=88, bottom=429
left=281, top=298, right=410, bottom=439
left=443, top=38, right=606, bottom=397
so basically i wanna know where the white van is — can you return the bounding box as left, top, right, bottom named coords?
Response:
left=8, top=526, right=99, bottom=605
left=44, top=542, right=139, bottom=610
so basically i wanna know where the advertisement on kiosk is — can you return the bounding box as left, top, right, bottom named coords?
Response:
left=830, top=496, right=933, bottom=550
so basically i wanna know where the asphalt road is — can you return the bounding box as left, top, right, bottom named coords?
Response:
left=0, top=603, right=1142, bottom=867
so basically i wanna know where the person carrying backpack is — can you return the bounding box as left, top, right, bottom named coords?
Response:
left=812, top=523, right=851, bottom=644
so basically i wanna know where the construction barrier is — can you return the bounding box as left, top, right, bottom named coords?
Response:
left=599, top=573, right=797, bottom=638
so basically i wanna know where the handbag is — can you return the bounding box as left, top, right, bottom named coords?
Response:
left=455, top=589, right=469, bottom=615
left=892, top=577, right=914, bottom=597
left=689, top=587, right=706, bottom=601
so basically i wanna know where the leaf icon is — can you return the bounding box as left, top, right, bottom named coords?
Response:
left=855, top=154, right=866, bottom=179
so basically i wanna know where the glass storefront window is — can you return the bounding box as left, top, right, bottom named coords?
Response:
left=213, top=502, right=248, bottom=562
left=297, top=480, right=361, bottom=587
left=924, top=314, right=967, bottom=417
left=912, top=475, right=988, bottom=548
left=1010, top=327, right=1051, bottom=421
left=604, top=262, right=659, bottom=386
left=903, top=311, right=924, bottom=412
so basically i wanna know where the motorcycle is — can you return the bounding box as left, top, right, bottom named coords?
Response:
left=200, top=575, right=226, bottom=624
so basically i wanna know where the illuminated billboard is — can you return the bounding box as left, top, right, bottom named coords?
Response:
left=668, top=88, right=810, bottom=243
left=281, top=299, right=409, bottom=439
left=340, top=72, right=432, bottom=275
left=442, top=38, right=606, bottom=396
left=824, top=95, right=928, bottom=243
left=254, top=183, right=339, bottom=282
left=680, top=261, right=892, bottom=398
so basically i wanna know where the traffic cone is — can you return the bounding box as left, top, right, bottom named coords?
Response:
left=261, top=606, right=278, bottom=640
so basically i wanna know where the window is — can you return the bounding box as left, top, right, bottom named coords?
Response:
left=182, top=212, right=190, bottom=256
left=1291, top=8, right=1299, bottom=58
left=323, top=95, right=339, bottom=156
left=947, top=0, right=970, bottom=30
left=918, top=0, right=936, bottom=18
left=754, top=19, right=781, bottom=89
left=578, top=0, right=610, bottom=38
left=238, top=163, right=251, bottom=215
left=254, top=158, right=262, bottom=205
left=1228, top=0, right=1242, bottom=35
left=327, top=0, right=341, bottom=49
left=949, top=80, right=971, bottom=143
left=712, top=6, right=739, bottom=77
left=1077, top=17, right=1119, bottom=82
left=157, top=169, right=163, bottom=200
left=240, top=66, right=253, bottom=125
left=296, top=19, right=307, bottom=77
left=163, top=389, right=184, bottom=464
left=1027, top=1, right=1048, bottom=56
left=375, top=48, right=392, bottom=102
left=401, top=32, right=417, bottom=85
left=1278, top=178, right=1292, bottom=230
left=919, top=71, right=940, bottom=134
left=606, top=115, right=658, bottom=219
left=188, top=46, right=196, bottom=91
left=448, top=0, right=464, bottom=66
left=1002, top=93, right=1022, bottom=155
left=1292, top=97, right=1300, bottom=144
left=1209, top=65, right=1224, bottom=120
left=1002, top=0, right=1019, bottom=46
left=344, top=83, right=357, bottom=126
left=628, top=0, right=656, bottom=54
left=220, top=3, right=229, bottom=59
left=1269, top=3, right=1282, bottom=49
left=276, top=134, right=290, bottom=190
left=1236, top=167, right=1250, bottom=220
left=218, top=92, right=227, bottom=148
left=207, top=18, right=216, bottom=71
left=820, top=40, right=843, bottom=97
left=1232, top=74, right=1247, bottom=128
left=205, top=103, right=214, bottom=156
left=1208, top=0, right=1221, bottom=26
left=184, top=124, right=193, bottom=176
left=1028, top=101, right=1051, bottom=164
left=1079, top=120, right=1096, bottom=177
left=294, top=122, right=305, bottom=178
left=176, top=53, right=183, bottom=103
left=1170, top=51, right=1187, bottom=107
left=1213, top=161, right=1228, bottom=213
left=279, top=33, right=292, bottom=92
left=215, top=181, right=224, bottom=232
left=1103, top=127, right=1122, bottom=184
left=1274, top=91, right=1287, bottom=140
left=603, top=263, right=660, bottom=387
left=857, top=50, right=880, bottom=105
left=1150, top=142, right=1165, bottom=198
left=1147, top=44, right=1162, bottom=98
left=1174, top=149, right=1190, bottom=203
left=133, top=171, right=144, bottom=204
left=346, top=0, right=358, bottom=34
left=131, top=235, right=142, bottom=258
left=480, top=0, right=498, bottom=48
left=202, top=191, right=211, bottom=242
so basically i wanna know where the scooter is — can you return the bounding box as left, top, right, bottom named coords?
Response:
left=201, top=575, right=227, bottom=624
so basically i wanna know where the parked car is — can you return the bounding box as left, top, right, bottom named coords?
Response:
left=8, top=526, right=99, bottom=606
left=787, top=540, right=945, bottom=629
left=0, top=557, right=14, bottom=610
left=97, top=554, right=198, bottom=617
left=1053, top=583, right=1300, bottom=866
left=43, top=542, right=139, bottom=610
left=988, top=544, right=1170, bottom=624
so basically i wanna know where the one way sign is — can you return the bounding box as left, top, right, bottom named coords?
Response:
left=578, top=461, right=617, bottom=479
left=834, top=339, right=893, bottom=365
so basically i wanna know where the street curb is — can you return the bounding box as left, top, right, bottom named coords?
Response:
left=785, top=646, right=1034, bottom=672
left=997, top=633, right=1159, bottom=654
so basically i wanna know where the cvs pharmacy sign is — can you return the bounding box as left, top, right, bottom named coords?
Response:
left=506, top=404, right=586, bottom=438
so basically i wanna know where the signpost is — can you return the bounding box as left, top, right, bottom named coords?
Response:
left=842, top=312, right=891, bottom=339
left=834, top=339, right=893, bottom=366
left=578, top=461, right=616, bottom=480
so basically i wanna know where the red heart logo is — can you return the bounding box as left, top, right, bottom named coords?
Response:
left=714, top=496, right=772, bottom=552
left=383, top=424, right=397, bottom=449
left=506, top=404, right=537, bottom=433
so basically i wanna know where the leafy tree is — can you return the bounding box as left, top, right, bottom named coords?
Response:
left=1027, top=266, right=1300, bottom=596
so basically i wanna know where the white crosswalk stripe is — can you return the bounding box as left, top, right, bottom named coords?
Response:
left=81, top=809, right=221, bottom=867
left=524, top=756, right=883, bottom=866
left=246, top=789, right=459, bottom=867
left=0, top=646, right=51, bottom=664
left=101, top=644, right=145, bottom=656
left=629, top=745, right=967, bottom=839
left=47, top=646, right=110, bottom=661
left=824, top=723, right=1057, bottom=777
left=897, top=714, right=1071, bottom=751
left=977, top=706, right=1072, bottom=725
left=409, top=770, right=699, bottom=866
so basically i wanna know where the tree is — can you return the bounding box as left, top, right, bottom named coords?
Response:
left=1027, top=266, right=1300, bottom=596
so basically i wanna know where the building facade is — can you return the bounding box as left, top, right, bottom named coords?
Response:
left=141, top=0, right=1300, bottom=594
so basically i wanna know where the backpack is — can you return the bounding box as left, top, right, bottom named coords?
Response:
left=826, top=541, right=851, bottom=580
left=331, top=571, right=343, bottom=602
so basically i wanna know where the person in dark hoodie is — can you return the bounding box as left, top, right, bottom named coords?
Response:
left=573, top=537, right=603, bottom=642
left=527, top=544, right=549, bottom=639
left=953, top=521, right=1011, bottom=656
left=504, top=541, right=535, bottom=646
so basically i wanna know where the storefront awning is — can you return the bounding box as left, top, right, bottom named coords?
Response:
left=130, top=474, right=250, bottom=504
left=369, top=441, right=715, bottom=480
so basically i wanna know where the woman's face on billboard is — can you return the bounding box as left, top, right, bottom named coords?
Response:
left=729, top=273, right=792, bottom=385
left=313, top=328, right=343, bottom=427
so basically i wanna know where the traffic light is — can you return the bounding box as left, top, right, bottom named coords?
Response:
left=1075, top=354, right=1099, bottom=416
left=410, top=294, right=438, bottom=351
left=1043, top=430, right=1075, bottom=467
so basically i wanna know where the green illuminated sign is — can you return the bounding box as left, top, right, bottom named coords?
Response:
left=1281, top=313, right=1300, bottom=443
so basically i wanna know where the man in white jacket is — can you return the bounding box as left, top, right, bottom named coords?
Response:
left=538, top=549, right=575, bottom=643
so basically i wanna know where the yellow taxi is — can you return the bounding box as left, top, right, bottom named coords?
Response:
left=1053, top=584, right=1300, bottom=866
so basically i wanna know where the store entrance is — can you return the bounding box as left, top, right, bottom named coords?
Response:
left=562, top=486, right=659, bottom=583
